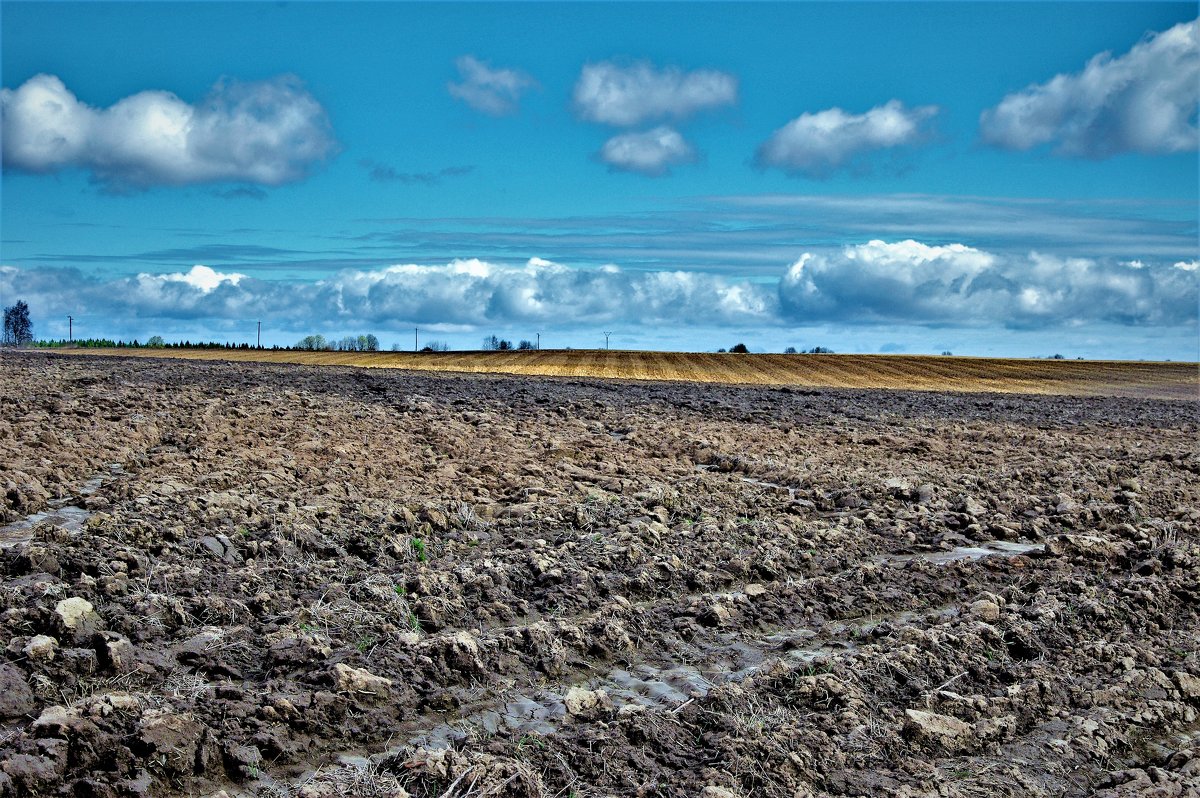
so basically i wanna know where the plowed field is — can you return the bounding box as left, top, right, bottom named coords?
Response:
left=0, top=350, right=1197, bottom=798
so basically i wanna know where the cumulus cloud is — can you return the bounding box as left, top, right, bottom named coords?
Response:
left=0, top=258, right=776, bottom=333
left=4, top=244, right=1193, bottom=339
left=598, top=126, right=696, bottom=176
left=573, top=60, right=737, bottom=126
left=755, top=100, right=938, bottom=177
left=779, top=240, right=1198, bottom=327
left=447, top=56, right=536, bottom=116
left=980, top=19, right=1199, bottom=157
left=1, top=74, right=336, bottom=188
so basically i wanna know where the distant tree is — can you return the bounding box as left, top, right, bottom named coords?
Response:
left=941, top=350, right=953, bottom=356
left=147, top=335, right=166, bottom=347
left=730, top=343, right=750, bottom=353
left=364, top=334, right=379, bottom=352
left=1050, top=353, right=1065, bottom=360
left=2, top=300, right=33, bottom=345
left=497, top=339, right=512, bottom=350
left=421, top=340, right=449, bottom=352
left=296, top=334, right=328, bottom=351
left=804, top=346, right=835, bottom=354
left=517, top=339, right=535, bottom=350
left=482, top=335, right=500, bottom=351
left=717, top=347, right=727, bottom=353
left=784, top=346, right=797, bottom=354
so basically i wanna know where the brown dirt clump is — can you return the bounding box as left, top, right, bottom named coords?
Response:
left=0, top=349, right=1197, bottom=797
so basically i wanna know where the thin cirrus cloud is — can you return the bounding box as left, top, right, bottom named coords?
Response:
left=572, top=60, right=737, bottom=126
left=447, top=55, right=537, bottom=116
left=0, top=74, right=337, bottom=189
left=979, top=18, right=1199, bottom=157
left=755, top=100, right=939, bottom=178
left=359, top=160, right=475, bottom=185
left=598, top=126, right=696, bottom=176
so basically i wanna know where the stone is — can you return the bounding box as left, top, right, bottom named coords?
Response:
left=0, top=664, right=36, bottom=718
left=700, top=788, right=742, bottom=798
left=917, top=484, right=936, bottom=504
left=744, top=583, right=767, bottom=598
left=961, top=496, right=987, bottom=517
left=903, top=708, right=973, bottom=752
left=54, top=597, right=101, bottom=638
left=563, top=687, right=610, bottom=716
left=969, top=599, right=1001, bottom=622
left=1172, top=671, right=1200, bottom=699
left=23, top=635, right=58, bottom=662
left=332, top=663, right=392, bottom=699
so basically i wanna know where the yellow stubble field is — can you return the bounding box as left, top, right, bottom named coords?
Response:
left=54, top=348, right=1199, bottom=399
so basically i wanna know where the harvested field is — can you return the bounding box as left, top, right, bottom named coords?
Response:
left=59, top=347, right=1199, bottom=400
left=0, top=349, right=1198, bottom=798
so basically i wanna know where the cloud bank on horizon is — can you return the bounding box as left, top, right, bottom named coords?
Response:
left=4, top=243, right=1195, bottom=337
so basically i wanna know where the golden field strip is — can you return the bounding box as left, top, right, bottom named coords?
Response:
left=50, top=347, right=1198, bottom=399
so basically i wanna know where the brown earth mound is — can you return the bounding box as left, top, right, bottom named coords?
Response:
left=0, top=350, right=1197, bottom=797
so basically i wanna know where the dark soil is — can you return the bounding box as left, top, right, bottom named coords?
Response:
left=1, top=350, right=1197, bottom=797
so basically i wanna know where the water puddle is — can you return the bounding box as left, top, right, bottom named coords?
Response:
left=875, top=540, right=1044, bottom=566
left=0, top=463, right=124, bottom=550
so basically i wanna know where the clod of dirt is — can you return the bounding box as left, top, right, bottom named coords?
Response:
left=903, top=708, right=975, bottom=753
left=0, top=664, right=35, bottom=719
left=333, top=663, right=393, bottom=701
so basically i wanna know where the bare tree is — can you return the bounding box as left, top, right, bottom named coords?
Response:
left=3, top=301, right=33, bottom=345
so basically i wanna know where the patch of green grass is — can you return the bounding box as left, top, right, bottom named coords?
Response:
left=410, top=536, right=428, bottom=562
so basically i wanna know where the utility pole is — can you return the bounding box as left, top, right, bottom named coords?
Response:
left=603, top=331, right=613, bottom=350
left=536, top=333, right=540, bottom=351
left=414, top=327, right=418, bottom=352
left=68, top=316, right=73, bottom=344
left=256, top=321, right=261, bottom=349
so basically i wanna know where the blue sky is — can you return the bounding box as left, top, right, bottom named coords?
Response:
left=2, top=1, right=1197, bottom=358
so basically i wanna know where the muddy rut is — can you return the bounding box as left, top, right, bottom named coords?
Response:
left=0, top=351, right=1197, bottom=798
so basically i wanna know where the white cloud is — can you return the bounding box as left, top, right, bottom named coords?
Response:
left=572, top=61, right=737, bottom=126
left=1175, top=260, right=1199, bottom=271
left=1, top=258, right=777, bottom=333
left=1, top=74, right=336, bottom=188
left=779, top=240, right=1198, bottom=327
left=755, top=100, right=938, bottom=177
left=142, top=265, right=246, bottom=293
left=598, top=126, right=696, bottom=176
left=447, top=56, right=536, bottom=116
left=980, top=19, right=1199, bottom=157
left=5, top=246, right=1194, bottom=341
